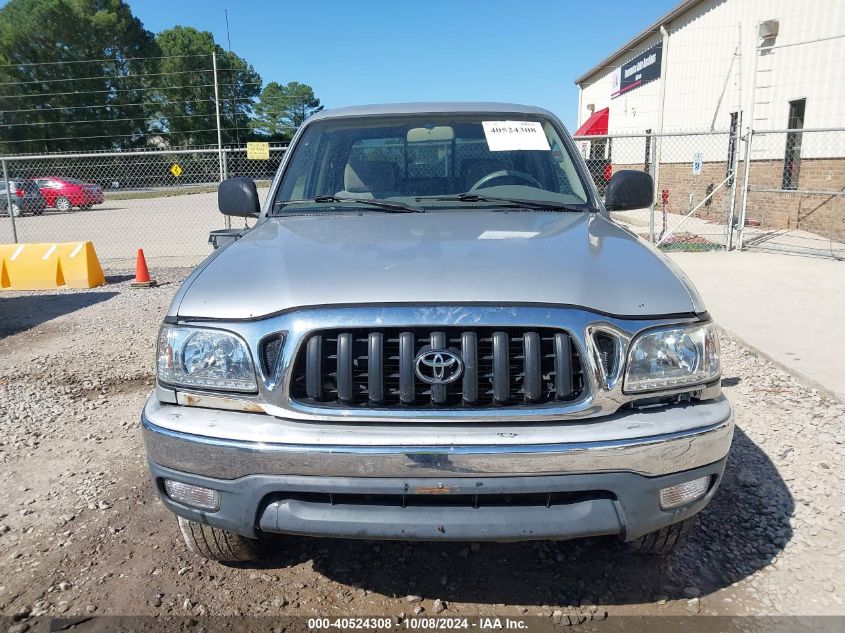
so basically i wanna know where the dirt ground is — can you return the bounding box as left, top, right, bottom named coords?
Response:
left=0, top=271, right=843, bottom=630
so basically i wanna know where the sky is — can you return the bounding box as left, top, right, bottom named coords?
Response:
left=0, top=0, right=681, bottom=129
left=127, top=0, right=677, bottom=130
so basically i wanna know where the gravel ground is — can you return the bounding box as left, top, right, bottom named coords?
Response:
left=0, top=273, right=843, bottom=627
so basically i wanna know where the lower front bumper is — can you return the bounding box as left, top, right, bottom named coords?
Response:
left=142, top=397, right=732, bottom=542
left=149, top=459, right=727, bottom=542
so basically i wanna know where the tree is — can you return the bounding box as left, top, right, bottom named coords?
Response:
left=0, top=0, right=160, bottom=153
left=250, top=81, right=323, bottom=140
left=152, top=26, right=261, bottom=147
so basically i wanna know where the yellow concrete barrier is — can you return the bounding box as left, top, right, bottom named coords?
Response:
left=0, top=241, right=106, bottom=290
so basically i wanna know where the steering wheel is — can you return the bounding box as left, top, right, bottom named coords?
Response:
left=469, top=169, right=543, bottom=192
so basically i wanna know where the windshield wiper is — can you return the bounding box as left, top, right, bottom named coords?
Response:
left=420, top=193, right=588, bottom=212
left=275, top=196, right=425, bottom=213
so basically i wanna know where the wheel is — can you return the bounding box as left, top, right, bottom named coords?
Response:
left=9, top=202, right=21, bottom=217
left=177, top=516, right=260, bottom=563
left=627, top=515, right=697, bottom=555
left=55, top=196, right=71, bottom=212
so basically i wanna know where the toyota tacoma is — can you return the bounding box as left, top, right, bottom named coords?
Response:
left=143, top=103, right=732, bottom=562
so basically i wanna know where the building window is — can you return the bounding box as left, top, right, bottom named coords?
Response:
left=782, top=99, right=805, bottom=190
left=589, top=138, right=607, bottom=160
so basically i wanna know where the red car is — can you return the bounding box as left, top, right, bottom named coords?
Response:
left=34, top=176, right=105, bottom=212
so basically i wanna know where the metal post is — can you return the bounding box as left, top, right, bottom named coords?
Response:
left=212, top=52, right=225, bottom=182
left=737, top=27, right=760, bottom=251
left=2, top=159, right=18, bottom=243
left=212, top=52, right=230, bottom=229
left=725, top=113, right=742, bottom=250
left=727, top=21, right=742, bottom=250
left=651, top=24, right=670, bottom=243
left=649, top=135, right=658, bottom=242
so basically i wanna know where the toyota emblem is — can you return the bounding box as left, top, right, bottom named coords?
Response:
left=414, top=348, right=464, bottom=385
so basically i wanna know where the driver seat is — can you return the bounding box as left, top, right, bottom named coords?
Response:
left=338, top=160, right=399, bottom=198
left=461, top=158, right=508, bottom=190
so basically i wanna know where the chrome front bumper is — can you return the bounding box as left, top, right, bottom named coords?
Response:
left=142, top=395, right=733, bottom=480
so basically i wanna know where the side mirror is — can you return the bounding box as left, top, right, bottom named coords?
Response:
left=604, top=170, right=654, bottom=211
left=218, top=177, right=261, bottom=217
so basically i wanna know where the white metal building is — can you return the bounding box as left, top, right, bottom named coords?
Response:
left=574, top=0, right=845, bottom=160
left=572, top=0, right=845, bottom=253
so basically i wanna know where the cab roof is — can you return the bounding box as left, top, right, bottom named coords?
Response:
left=309, top=102, right=558, bottom=122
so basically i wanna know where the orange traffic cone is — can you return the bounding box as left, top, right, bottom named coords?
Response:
left=131, top=248, right=157, bottom=288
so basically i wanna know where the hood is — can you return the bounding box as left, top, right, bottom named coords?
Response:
left=173, top=211, right=704, bottom=320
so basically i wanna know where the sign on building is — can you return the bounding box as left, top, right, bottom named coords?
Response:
left=611, top=43, right=662, bottom=98
left=693, top=152, right=703, bottom=175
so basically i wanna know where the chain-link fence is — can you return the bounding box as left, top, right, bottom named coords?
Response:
left=575, top=130, right=738, bottom=251
left=0, top=146, right=285, bottom=269
left=3, top=128, right=843, bottom=269
left=738, top=128, right=844, bottom=259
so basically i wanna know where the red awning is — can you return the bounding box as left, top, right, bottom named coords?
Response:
left=574, top=107, right=608, bottom=136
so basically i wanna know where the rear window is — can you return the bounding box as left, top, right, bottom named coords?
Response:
left=13, top=179, right=39, bottom=192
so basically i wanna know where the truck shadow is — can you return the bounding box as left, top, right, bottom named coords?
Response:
left=257, top=426, right=792, bottom=606
left=0, top=291, right=118, bottom=338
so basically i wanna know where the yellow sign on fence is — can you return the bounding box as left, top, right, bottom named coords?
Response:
left=246, top=141, right=270, bottom=160
left=170, top=163, right=183, bottom=177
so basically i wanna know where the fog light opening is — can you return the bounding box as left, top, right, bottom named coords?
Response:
left=659, top=475, right=711, bottom=510
left=163, top=479, right=221, bottom=511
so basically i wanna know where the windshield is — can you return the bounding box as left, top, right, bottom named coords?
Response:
left=272, top=114, right=590, bottom=213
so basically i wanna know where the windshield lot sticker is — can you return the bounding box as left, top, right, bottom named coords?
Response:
left=482, top=121, right=551, bottom=151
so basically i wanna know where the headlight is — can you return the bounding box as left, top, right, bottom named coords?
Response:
left=624, top=323, right=720, bottom=393
left=157, top=326, right=257, bottom=392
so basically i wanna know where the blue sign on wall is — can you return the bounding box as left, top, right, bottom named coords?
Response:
left=611, top=43, right=663, bottom=98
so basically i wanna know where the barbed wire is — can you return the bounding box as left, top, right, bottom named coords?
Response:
left=0, top=111, right=259, bottom=127
left=0, top=82, right=262, bottom=100
left=0, top=126, right=251, bottom=144
left=0, top=97, right=228, bottom=114
left=0, top=53, right=215, bottom=69
left=0, top=67, right=220, bottom=87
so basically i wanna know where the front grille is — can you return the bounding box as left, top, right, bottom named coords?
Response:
left=268, top=490, right=613, bottom=509
left=290, top=327, right=584, bottom=408
left=261, top=334, right=284, bottom=376
left=594, top=333, right=618, bottom=377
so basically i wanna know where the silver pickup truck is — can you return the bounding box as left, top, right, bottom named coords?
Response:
left=142, top=103, right=732, bottom=562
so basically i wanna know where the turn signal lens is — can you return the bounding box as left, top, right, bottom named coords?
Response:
left=659, top=476, right=711, bottom=510
left=163, top=479, right=220, bottom=511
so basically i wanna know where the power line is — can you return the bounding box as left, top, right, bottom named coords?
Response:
left=0, top=81, right=261, bottom=100
left=0, top=53, right=213, bottom=69
left=0, top=97, right=238, bottom=114
left=1, top=67, right=217, bottom=87
left=0, top=126, right=252, bottom=144
left=0, top=111, right=243, bottom=127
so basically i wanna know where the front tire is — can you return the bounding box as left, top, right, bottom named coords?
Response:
left=627, top=515, right=697, bottom=555
left=8, top=202, right=21, bottom=217
left=177, top=516, right=260, bottom=563
left=55, top=196, right=72, bottom=212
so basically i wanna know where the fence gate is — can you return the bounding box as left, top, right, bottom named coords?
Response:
left=575, top=130, right=738, bottom=252
left=738, top=128, right=844, bottom=260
